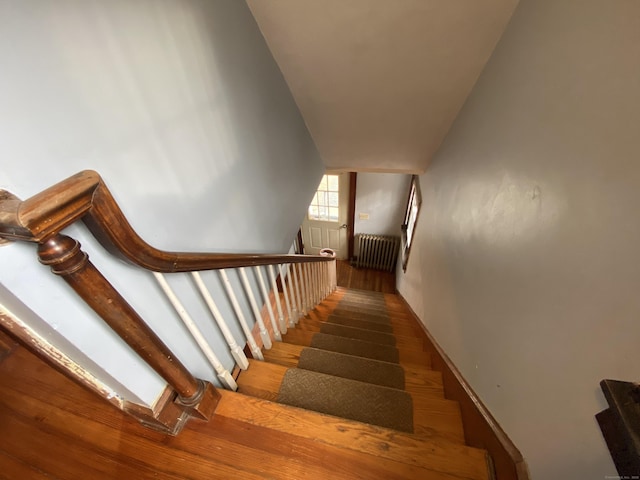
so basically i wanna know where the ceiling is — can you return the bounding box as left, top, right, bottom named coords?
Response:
left=247, top=0, right=518, bottom=173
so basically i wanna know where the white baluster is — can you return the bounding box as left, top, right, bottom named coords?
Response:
left=304, top=263, right=312, bottom=310
left=279, top=264, right=294, bottom=327
left=299, top=263, right=308, bottom=312
left=315, top=262, right=321, bottom=304
left=325, top=262, right=330, bottom=296
left=311, top=263, right=318, bottom=307
left=153, top=272, right=237, bottom=391
left=288, top=263, right=302, bottom=323
left=219, top=269, right=264, bottom=360
left=331, top=258, right=337, bottom=291
left=191, top=272, right=249, bottom=370
left=268, top=265, right=287, bottom=334
left=298, top=263, right=309, bottom=315
left=254, top=266, right=281, bottom=342
left=288, top=264, right=300, bottom=320
left=310, top=262, right=317, bottom=306
left=239, top=267, right=272, bottom=349
left=322, top=262, right=330, bottom=300
left=293, top=263, right=305, bottom=317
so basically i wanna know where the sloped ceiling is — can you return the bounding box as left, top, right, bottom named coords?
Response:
left=247, top=0, right=518, bottom=173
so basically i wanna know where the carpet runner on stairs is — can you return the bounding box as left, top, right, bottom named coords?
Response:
left=277, top=369, right=414, bottom=432
left=318, top=323, right=396, bottom=345
left=309, top=332, right=400, bottom=363
left=296, top=348, right=405, bottom=389
left=274, top=290, right=415, bottom=433
left=325, top=314, right=394, bottom=333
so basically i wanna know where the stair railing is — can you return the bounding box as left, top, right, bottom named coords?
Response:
left=0, top=170, right=337, bottom=434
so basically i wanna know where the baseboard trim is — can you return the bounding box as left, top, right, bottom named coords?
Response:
left=1, top=308, right=197, bottom=436
left=398, top=294, right=530, bottom=480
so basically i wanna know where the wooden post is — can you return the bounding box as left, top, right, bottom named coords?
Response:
left=37, top=234, right=219, bottom=422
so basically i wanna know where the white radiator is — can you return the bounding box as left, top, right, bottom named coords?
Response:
left=355, top=234, right=400, bottom=272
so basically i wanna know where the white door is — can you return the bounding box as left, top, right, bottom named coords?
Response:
left=302, top=173, right=349, bottom=259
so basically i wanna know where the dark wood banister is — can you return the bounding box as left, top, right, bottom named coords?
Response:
left=0, top=170, right=334, bottom=434
left=0, top=170, right=332, bottom=271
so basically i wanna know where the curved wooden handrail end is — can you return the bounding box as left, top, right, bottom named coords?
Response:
left=0, top=170, right=100, bottom=243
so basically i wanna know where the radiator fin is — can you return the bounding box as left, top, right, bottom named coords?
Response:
left=354, top=234, right=400, bottom=272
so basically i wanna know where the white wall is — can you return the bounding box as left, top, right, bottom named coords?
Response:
left=354, top=173, right=409, bottom=236
left=0, top=0, right=323, bottom=405
left=397, top=1, right=640, bottom=478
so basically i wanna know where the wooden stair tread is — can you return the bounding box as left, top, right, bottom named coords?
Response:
left=317, top=307, right=419, bottom=327
left=296, top=317, right=426, bottom=351
left=277, top=368, right=414, bottom=432
left=3, top=347, right=477, bottom=480
left=267, top=337, right=433, bottom=371
left=239, top=359, right=464, bottom=441
left=222, top=389, right=483, bottom=475
left=264, top=342, right=437, bottom=386
left=281, top=329, right=433, bottom=366
left=1, top=375, right=431, bottom=480
left=325, top=295, right=414, bottom=314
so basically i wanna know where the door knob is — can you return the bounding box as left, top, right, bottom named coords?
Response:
left=340, top=224, right=348, bottom=229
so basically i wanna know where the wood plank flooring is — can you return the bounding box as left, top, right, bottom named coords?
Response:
left=0, top=284, right=490, bottom=480
left=336, top=260, right=396, bottom=293
left=0, top=348, right=472, bottom=480
left=0, top=343, right=487, bottom=479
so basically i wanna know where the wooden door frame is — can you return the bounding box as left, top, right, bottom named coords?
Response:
left=347, top=172, right=357, bottom=260
left=295, top=228, right=304, bottom=254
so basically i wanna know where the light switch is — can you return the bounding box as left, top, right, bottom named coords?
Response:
left=359, top=213, right=370, bottom=220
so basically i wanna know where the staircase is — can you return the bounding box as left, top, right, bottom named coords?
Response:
left=0, top=171, right=518, bottom=479
left=235, top=286, right=493, bottom=479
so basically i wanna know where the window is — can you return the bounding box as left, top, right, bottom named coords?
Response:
left=308, top=174, right=339, bottom=222
left=401, top=175, right=421, bottom=271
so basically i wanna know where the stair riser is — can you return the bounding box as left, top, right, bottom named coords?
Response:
left=310, top=333, right=400, bottom=363
left=296, top=318, right=426, bottom=351
left=326, top=314, right=420, bottom=337
left=327, top=310, right=417, bottom=327
left=331, top=309, right=392, bottom=323
left=325, top=303, right=413, bottom=321
left=308, top=306, right=419, bottom=331
left=281, top=329, right=432, bottom=367
left=263, top=342, right=435, bottom=375
left=319, top=324, right=397, bottom=346
left=297, top=348, right=406, bottom=389
left=325, top=316, right=394, bottom=333
left=337, top=299, right=390, bottom=310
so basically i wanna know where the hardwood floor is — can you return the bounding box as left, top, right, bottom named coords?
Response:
left=0, top=345, right=444, bottom=480
left=0, top=288, right=492, bottom=480
left=336, top=260, right=396, bottom=293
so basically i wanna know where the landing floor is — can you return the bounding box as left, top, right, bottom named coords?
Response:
left=336, top=260, right=396, bottom=293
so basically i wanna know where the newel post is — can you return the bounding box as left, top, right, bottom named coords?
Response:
left=37, top=234, right=219, bottom=423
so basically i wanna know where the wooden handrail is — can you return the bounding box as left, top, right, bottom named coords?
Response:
left=0, top=170, right=336, bottom=433
left=0, top=170, right=333, bottom=272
